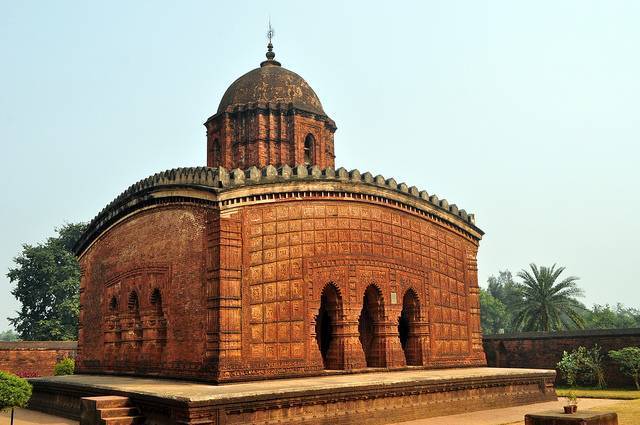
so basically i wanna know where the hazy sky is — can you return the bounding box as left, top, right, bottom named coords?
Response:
left=1, top=1, right=639, bottom=331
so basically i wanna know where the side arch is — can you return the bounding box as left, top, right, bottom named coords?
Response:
left=398, top=288, right=423, bottom=365
left=358, top=284, right=386, bottom=367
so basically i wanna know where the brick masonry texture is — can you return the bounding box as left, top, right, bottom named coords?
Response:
left=484, top=328, right=640, bottom=387
left=0, top=341, right=77, bottom=377
left=78, top=206, right=209, bottom=379
left=74, top=166, right=486, bottom=382
left=206, top=106, right=336, bottom=170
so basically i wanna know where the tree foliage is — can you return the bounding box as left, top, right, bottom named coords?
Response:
left=583, top=304, right=640, bottom=330
left=0, top=330, right=20, bottom=341
left=481, top=270, right=523, bottom=334
left=0, top=371, right=32, bottom=412
left=480, top=266, right=587, bottom=334
left=512, top=263, right=585, bottom=332
left=487, top=270, right=523, bottom=309
left=7, top=223, right=86, bottom=341
left=481, top=265, right=640, bottom=335
left=609, top=347, right=640, bottom=390
left=479, top=289, right=510, bottom=334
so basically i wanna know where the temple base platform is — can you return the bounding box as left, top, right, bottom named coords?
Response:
left=28, top=367, right=556, bottom=425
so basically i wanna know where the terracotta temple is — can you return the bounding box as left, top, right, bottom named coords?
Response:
left=73, top=42, right=487, bottom=383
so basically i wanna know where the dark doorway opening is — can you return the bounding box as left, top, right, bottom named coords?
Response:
left=358, top=285, right=385, bottom=367
left=315, top=284, right=341, bottom=369
left=398, top=289, right=421, bottom=365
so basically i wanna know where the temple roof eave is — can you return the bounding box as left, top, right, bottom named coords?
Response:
left=74, top=165, right=483, bottom=257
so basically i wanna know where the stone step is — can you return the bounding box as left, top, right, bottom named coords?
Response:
left=100, top=415, right=145, bottom=425
left=99, top=407, right=140, bottom=418
left=92, top=395, right=131, bottom=409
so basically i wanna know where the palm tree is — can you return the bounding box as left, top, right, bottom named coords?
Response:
left=513, top=263, right=585, bottom=332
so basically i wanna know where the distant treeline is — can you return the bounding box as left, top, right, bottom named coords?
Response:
left=481, top=268, right=640, bottom=335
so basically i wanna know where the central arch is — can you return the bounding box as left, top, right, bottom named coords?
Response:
left=398, top=288, right=422, bottom=365
left=315, top=283, right=342, bottom=369
left=358, top=284, right=386, bottom=367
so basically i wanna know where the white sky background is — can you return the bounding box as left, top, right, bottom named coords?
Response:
left=1, top=1, right=639, bottom=331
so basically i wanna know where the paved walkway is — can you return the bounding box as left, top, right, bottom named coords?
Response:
left=394, top=397, right=624, bottom=425
left=0, top=408, right=77, bottom=425
left=0, top=398, right=624, bottom=425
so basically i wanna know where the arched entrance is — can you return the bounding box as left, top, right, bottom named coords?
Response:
left=358, top=285, right=385, bottom=367
left=398, top=289, right=422, bottom=365
left=315, top=283, right=342, bottom=369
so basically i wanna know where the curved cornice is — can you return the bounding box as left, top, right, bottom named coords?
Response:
left=75, top=165, right=484, bottom=256
left=205, top=101, right=336, bottom=131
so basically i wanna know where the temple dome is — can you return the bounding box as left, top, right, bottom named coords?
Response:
left=217, top=61, right=326, bottom=116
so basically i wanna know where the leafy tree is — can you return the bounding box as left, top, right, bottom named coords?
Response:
left=483, top=270, right=523, bottom=333
left=479, top=289, right=510, bottom=334
left=513, top=263, right=585, bottom=332
left=487, top=270, right=523, bottom=308
left=53, top=357, right=75, bottom=376
left=0, top=330, right=20, bottom=341
left=0, top=371, right=32, bottom=425
left=7, top=223, right=86, bottom=341
left=584, top=304, right=640, bottom=330
left=609, top=347, right=640, bottom=390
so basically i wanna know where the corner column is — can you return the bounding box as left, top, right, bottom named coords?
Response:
left=205, top=210, right=243, bottom=380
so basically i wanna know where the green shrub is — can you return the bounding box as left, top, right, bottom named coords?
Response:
left=53, top=357, right=75, bottom=376
left=557, top=346, right=607, bottom=388
left=609, top=347, right=640, bottom=390
left=587, top=345, right=607, bottom=389
left=558, top=349, right=582, bottom=387
left=0, top=371, right=32, bottom=412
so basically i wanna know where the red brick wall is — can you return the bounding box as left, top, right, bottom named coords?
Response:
left=77, top=186, right=484, bottom=382
left=206, top=108, right=336, bottom=169
left=0, top=341, right=77, bottom=377
left=211, top=198, right=485, bottom=381
left=484, top=329, right=640, bottom=387
left=77, top=205, right=209, bottom=379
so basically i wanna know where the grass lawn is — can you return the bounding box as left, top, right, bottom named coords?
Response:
left=556, top=387, right=640, bottom=399
left=591, top=399, right=640, bottom=425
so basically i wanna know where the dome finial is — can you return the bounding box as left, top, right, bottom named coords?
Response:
left=261, top=18, right=281, bottom=67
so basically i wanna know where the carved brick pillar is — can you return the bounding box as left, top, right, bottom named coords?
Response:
left=103, top=314, right=121, bottom=363
left=465, top=248, right=486, bottom=364
left=77, top=266, right=86, bottom=369
left=309, top=318, right=324, bottom=369
left=205, top=210, right=220, bottom=368
left=410, top=321, right=431, bottom=366
left=379, top=320, right=406, bottom=368
left=206, top=211, right=243, bottom=380
left=140, top=310, right=166, bottom=364
left=333, top=318, right=367, bottom=370
left=119, top=313, right=142, bottom=366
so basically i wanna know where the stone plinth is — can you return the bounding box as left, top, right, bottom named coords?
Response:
left=29, top=367, right=555, bottom=425
left=525, top=410, right=618, bottom=425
